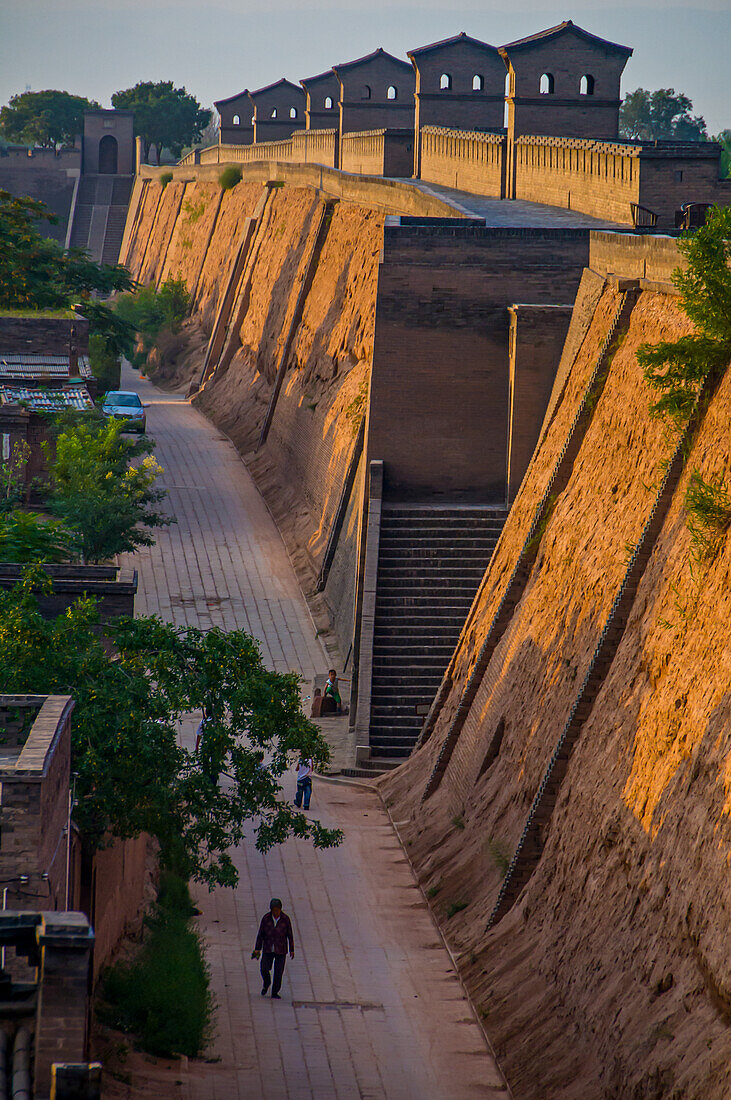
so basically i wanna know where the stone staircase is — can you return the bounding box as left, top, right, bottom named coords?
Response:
left=369, top=504, right=508, bottom=759
left=69, top=175, right=133, bottom=264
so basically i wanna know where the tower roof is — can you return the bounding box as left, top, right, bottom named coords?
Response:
left=408, top=32, right=500, bottom=59
left=500, top=21, right=632, bottom=57
left=333, top=47, right=413, bottom=76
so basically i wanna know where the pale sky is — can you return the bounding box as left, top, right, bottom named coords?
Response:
left=0, top=0, right=728, bottom=135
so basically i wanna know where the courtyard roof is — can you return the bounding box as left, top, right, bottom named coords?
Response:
left=0, top=353, right=92, bottom=381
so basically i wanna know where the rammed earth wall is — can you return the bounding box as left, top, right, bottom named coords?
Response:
left=380, top=233, right=731, bottom=1098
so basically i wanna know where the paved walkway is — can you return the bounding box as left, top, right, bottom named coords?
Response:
left=411, top=179, right=625, bottom=228
left=121, top=364, right=508, bottom=1099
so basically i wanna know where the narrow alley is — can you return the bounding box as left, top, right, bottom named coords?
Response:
left=120, top=365, right=508, bottom=1099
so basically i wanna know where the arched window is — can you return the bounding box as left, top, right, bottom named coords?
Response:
left=440, top=73, right=452, bottom=91
left=504, top=71, right=512, bottom=96
left=539, top=73, right=555, bottom=95
left=361, top=84, right=371, bottom=100
left=472, top=74, right=484, bottom=92
left=98, top=134, right=118, bottom=174
left=580, top=74, right=595, bottom=96
left=271, top=107, right=278, bottom=118
left=250, top=114, right=255, bottom=125
left=387, top=85, right=397, bottom=100
left=289, top=106, right=298, bottom=119
left=232, top=114, right=240, bottom=126
left=324, top=96, right=333, bottom=110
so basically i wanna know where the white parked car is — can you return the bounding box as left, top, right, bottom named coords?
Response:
left=101, top=391, right=148, bottom=433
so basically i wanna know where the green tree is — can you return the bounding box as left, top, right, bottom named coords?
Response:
left=0, top=570, right=340, bottom=886
left=0, top=89, right=99, bottom=150
left=45, top=417, right=170, bottom=562
left=111, top=82, right=210, bottom=163
left=637, top=206, right=731, bottom=425
left=619, top=88, right=708, bottom=142
left=0, top=190, right=133, bottom=310
left=0, top=511, right=80, bottom=562
left=713, top=130, right=731, bottom=178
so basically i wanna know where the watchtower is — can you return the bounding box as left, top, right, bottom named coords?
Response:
left=250, top=79, right=306, bottom=144
left=500, top=21, right=632, bottom=142
left=409, top=32, right=506, bottom=174
left=333, top=48, right=415, bottom=138
left=301, top=69, right=341, bottom=131
left=215, top=89, right=254, bottom=146
left=82, top=110, right=134, bottom=175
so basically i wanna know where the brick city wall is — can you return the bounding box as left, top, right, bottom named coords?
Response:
left=323, top=452, right=365, bottom=656
left=513, top=135, right=640, bottom=222
left=418, top=127, right=505, bottom=196
left=340, top=130, right=414, bottom=178
left=507, top=304, right=574, bottom=502
left=368, top=224, right=591, bottom=502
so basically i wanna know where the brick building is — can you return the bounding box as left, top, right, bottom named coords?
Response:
left=301, top=69, right=341, bottom=132
left=500, top=21, right=632, bottom=141
left=250, top=79, right=306, bottom=144
left=409, top=33, right=506, bottom=173
left=214, top=89, right=254, bottom=146
left=333, top=49, right=415, bottom=141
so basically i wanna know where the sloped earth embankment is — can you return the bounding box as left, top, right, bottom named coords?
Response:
left=380, top=284, right=731, bottom=1098
left=122, top=178, right=384, bottom=638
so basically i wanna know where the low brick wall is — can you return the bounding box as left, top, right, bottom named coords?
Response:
left=340, top=129, right=414, bottom=178
left=419, top=126, right=506, bottom=196
left=0, top=564, right=138, bottom=620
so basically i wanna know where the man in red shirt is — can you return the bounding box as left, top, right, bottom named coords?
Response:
left=252, top=898, right=295, bottom=999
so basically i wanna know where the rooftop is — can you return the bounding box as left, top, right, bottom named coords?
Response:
left=500, top=20, right=633, bottom=57
left=0, top=381, right=94, bottom=411
left=0, top=353, right=92, bottom=381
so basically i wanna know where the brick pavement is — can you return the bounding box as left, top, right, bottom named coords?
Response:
left=122, top=364, right=509, bottom=1099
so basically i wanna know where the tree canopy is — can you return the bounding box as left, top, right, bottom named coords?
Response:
left=0, top=90, right=99, bottom=149
left=0, top=570, right=340, bottom=886
left=45, top=416, right=170, bottom=563
left=0, top=190, right=133, bottom=310
left=111, top=81, right=210, bottom=163
left=713, top=130, right=731, bottom=179
left=619, top=88, right=708, bottom=142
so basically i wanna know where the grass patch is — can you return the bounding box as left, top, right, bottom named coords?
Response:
left=426, top=883, right=441, bottom=900
left=98, top=872, right=212, bottom=1058
left=219, top=166, right=242, bottom=191
left=451, top=814, right=465, bottom=830
left=446, top=901, right=468, bottom=919
left=159, top=172, right=173, bottom=190
left=485, top=838, right=511, bottom=876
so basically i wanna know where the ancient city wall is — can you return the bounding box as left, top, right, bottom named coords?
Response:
left=513, top=135, right=640, bottom=221
left=121, top=172, right=386, bottom=651
left=380, top=232, right=731, bottom=1098
left=340, top=129, right=414, bottom=178
left=418, top=127, right=505, bottom=196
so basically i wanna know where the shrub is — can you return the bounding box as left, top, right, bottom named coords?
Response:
left=0, top=510, right=80, bottom=563
left=99, top=873, right=213, bottom=1058
left=89, top=332, right=121, bottom=394
left=159, top=171, right=173, bottom=189
left=684, top=472, right=731, bottom=560
left=218, top=165, right=242, bottom=191
left=44, top=417, right=169, bottom=562
left=446, top=901, right=468, bottom=919
left=114, top=277, right=190, bottom=343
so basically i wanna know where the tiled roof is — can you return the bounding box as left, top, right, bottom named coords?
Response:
left=333, top=48, right=413, bottom=75
left=0, top=382, right=94, bottom=411
left=0, top=354, right=92, bottom=380
left=500, top=21, right=632, bottom=56
left=408, top=32, right=499, bottom=58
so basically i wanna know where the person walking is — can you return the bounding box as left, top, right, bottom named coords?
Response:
left=252, top=898, right=295, bottom=999
left=294, top=755, right=314, bottom=810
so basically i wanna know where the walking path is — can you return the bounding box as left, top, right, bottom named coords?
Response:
left=410, top=179, right=624, bottom=228
left=121, top=364, right=508, bottom=1099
